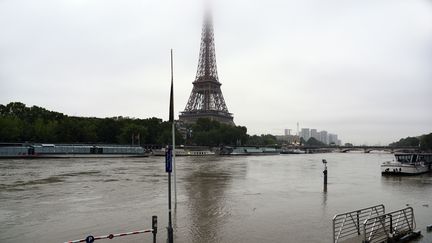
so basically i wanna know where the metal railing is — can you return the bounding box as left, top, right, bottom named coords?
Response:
left=363, top=207, right=415, bottom=243
left=333, top=204, right=385, bottom=243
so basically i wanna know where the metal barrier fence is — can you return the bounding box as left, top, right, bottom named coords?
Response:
left=65, top=216, right=157, bottom=243
left=363, top=207, right=415, bottom=243
left=333, top=204, right=385, bottom=243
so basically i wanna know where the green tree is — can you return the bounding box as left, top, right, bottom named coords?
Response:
left=96, top=118, right=122, bottom=143
left=305, top=137, right=326, bottom=146
left=261, top=134, right=277, bottom=145
left=188, top=118, right=247, bottom=146
left=0, top=116, right=23, bottom=142
left=3, top=102, right=27, bottom=118
left=247, top=135, right=263, bottom=145
left=33, top=118, right=50, bottom=142
left=420, top=133, right=432, bottom=151
left=119, top=123, right=148, bottom=145
left=0, top=102, right=238, bottom=146
left=141, top=117, right=164, bottom=144
left=300, top=137, right=306, bottom=145
left=389, top=137, right=420, bottom=147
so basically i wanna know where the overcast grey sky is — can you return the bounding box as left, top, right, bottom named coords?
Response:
left=1, top=0, right=431, bottom=145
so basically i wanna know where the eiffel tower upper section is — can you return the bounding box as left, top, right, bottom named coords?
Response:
left=195, top=13, right=219, bottom=84
left=179, top=12, right=234, bottom=126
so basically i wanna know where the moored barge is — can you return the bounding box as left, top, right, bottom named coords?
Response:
left=0, top=143, right=148, bottom=158
left=381, top=153, right=432, bottom=175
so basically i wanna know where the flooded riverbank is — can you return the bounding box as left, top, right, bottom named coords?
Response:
left=1, top=153, right=431, bottom=242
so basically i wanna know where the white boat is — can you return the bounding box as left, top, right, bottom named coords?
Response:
left=178, top=149, right=215, bottom=156
left=152, top=148, right=215, bottom=156
left=381, top=153, right=432, bottom=175
left=218, top=146, right=280, bottom=156
left=281, top=148, right=306, bottom=154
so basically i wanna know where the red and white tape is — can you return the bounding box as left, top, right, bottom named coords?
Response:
left=65, top=229, right=154, bottom=243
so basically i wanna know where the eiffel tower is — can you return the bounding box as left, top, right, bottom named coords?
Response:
left=179, top=13, right=234, bottom=126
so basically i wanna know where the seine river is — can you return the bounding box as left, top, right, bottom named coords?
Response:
left=1, top=153, right=432, bottom=242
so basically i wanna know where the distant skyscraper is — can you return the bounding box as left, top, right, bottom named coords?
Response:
left=300, top=128, right=310, bottom=141
left=329, top=134, right=338, bottom=145
left=319, top=130, right=328, bottom=144
left=310, top=129, right=319, bottom=140
left=284, top=129, right=291, bottom=136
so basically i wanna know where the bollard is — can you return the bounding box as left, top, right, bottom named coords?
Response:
left=323, top=169, right=327, bottom=185
left=152, top=216, right=158, bottom=243
left=322, top=159, right=328, bottom=185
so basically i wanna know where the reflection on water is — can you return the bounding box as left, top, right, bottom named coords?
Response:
left=1, top=154, right=432, bottom=242
left=323, top=184, right=328, bottom=206
left=184, top=157, right=234, bottom=243
left=382, top=174, right=432, bottom=187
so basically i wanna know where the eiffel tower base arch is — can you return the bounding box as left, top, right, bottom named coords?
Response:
left=179, top=111, right=234, bottom=126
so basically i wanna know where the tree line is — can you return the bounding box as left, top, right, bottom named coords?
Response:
left=389, top=133, right=432, bottom=151
left=0, top=102, right=276, bottom=146
left=0, top=102, right=183, bottom=145
left=186, top=118, right=249, bottom=146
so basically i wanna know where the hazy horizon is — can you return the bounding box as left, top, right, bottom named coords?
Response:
left=1, top=0, right=431, bottom=145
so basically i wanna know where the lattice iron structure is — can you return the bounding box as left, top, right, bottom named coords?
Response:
left=179, top=13, right=234, bottom=125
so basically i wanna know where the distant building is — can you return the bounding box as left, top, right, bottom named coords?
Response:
left=319, top=131, right=328, bottom=144
left=310, top=129, right=319, bottom=140
left=300, top=128, right=310, bottom=141
left=284, top=129, right=291, bottom=136
left=293, top=127, right=342, bottom=146
left=329, top=134, right=338, bottom=145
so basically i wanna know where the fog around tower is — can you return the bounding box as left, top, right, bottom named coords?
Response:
left=0, top=0, right=431, bottom=145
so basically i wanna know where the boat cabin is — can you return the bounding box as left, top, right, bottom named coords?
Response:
left=395, top=153, right=432, bottom=164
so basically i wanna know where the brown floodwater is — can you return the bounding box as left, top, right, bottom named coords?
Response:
left=1, top=153, right=432, bottom=242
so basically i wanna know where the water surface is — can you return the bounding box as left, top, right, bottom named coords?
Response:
left=1, top=153, right=431, bottom=242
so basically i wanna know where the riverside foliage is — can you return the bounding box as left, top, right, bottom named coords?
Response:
left=389, top=133, right=432, bottom=151
left=0, top=102, right=256, bottom=146
left=0, top=102, right=183, bottom=145
left=186, top=118, right=248, bottom=146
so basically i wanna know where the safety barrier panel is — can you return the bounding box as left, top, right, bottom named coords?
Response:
left=363, top=207, right=415, bottom=243
left=333, top=204, right=385, bottom=243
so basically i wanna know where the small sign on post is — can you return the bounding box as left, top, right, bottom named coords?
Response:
left=165, top=146, right=172, bottom=173
left=165, top=145, right=174, bottom=243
